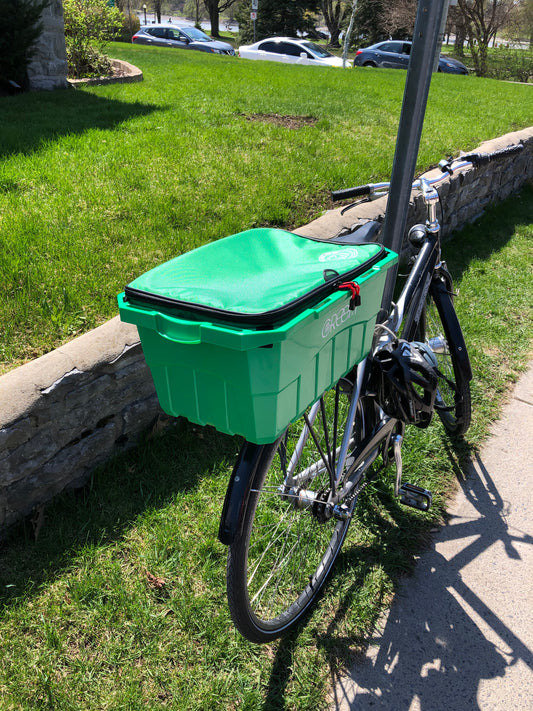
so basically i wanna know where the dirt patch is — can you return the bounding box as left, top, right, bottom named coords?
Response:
left=243, top=113, right=318, bottom=129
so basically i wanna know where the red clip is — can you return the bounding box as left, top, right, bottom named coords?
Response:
left=339, top=281, right=361, bottom=310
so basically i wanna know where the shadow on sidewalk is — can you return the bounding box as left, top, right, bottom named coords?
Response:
left=329, top=445, right=533, bottom=710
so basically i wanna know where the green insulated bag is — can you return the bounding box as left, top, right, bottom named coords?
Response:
left=118, top=227, right=397, bottom=443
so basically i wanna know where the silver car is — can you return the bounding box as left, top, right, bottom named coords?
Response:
left=354, top=40, right=468, bottom=74
left=132, top=25, right=236, bottom=56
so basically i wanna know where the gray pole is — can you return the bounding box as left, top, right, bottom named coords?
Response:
left=379, top=0, right=447, bottom=313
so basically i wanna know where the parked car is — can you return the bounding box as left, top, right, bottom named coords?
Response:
left=353, top=40, right=468, bottom=74
left=132, top=25, right=236, bottom=56
left=238, top=37, right=349, bottom=67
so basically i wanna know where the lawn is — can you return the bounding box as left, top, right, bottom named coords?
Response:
left=0, top=44, right=532, bottom=710
left=1, top=43, right=532, bottom=372
left=0, top=186, right=531, bottom=709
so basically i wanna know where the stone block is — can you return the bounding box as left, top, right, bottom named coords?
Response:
left=0, top=417, right=35, bottom=452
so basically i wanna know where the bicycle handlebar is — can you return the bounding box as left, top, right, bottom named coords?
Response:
left=331, top=143, right=524, bottom=203
left=452, top=143, right=524, bottom=170
left=329, top=184, right=374, bottom=201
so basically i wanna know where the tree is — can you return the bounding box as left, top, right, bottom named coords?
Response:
left=237, top=0, right=320, bottom=44
left=352, top=0, right=390, bottom=44
left=456, top=0, right=519, bottom=75
left=505, top=0, right=533, bottom=46
left=445, top=4, right=469, bottom=55
left=526, top=0, right=533, bottom=45
left=322, top=0, right=348, bottom=47
left=379, top=0, right=416, bottom=39
left=204, top=0, right=238, bottom=37
left=0, top=0, right=49, bottom=91
left=184, top=0, right=204, bottom=27
left=350, top=0, right=418, bottom=44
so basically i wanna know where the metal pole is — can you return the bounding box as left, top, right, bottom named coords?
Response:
left=379, top=0, right=447, bottom=314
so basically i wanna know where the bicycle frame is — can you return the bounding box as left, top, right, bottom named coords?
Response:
left=218, top=217, right=444, bottom=544
left=301, top=223, right=442, bottom=511
left=220, top=135, right=511, bottom=544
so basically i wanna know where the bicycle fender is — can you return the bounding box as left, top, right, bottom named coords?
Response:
left=218, top=441, right=266, bottom=546
left=431, top=277, right=473, bottom=381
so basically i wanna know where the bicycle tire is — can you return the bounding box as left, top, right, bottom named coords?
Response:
left=226, top=378, right=376, bottom=643
left=419, top=281, right=471, bottom=436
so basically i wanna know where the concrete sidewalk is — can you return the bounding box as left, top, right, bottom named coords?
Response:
left=331, top=364, right=533, bottom=711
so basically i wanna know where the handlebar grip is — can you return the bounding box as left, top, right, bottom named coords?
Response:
left=488, top=143, right=525, bottom=160
left=331, top=184, right=373, bottom=202
left=462, top=143, right=524, bottom=167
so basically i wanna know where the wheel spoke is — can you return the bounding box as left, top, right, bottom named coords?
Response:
left=227, top=376, right=379, bottom=642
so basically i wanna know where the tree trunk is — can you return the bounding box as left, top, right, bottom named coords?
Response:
left=322, top=1, right=344, bottom=48
left=328, top=29, right=341, bottom=47
left=454, top=21, right=466, bottom=55
left=478, top=41, right=489, bottom=76
left=208, top=4, right=220, bottom=37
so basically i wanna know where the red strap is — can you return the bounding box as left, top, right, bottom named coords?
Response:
left=338, top=281, right=361, bottom=310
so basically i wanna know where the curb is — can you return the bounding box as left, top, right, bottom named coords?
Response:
left=68, top=59, right=143, bottom=87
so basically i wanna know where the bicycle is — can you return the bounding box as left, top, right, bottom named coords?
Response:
left=218, top=144, right=524, bottom=643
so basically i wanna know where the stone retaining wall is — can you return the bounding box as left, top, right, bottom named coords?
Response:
left=1, top=128, right=532, bottom=534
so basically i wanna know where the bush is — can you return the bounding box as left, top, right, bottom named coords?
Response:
left=113, top=13, right=141, bottom=43
left=63, top=0, right=123, bottom=78
left=490, top=47, right=533, bottom=83
left=0, top=0, right=49, bottom=91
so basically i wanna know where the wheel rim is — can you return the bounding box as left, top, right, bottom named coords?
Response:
left=244, top=382, right=356, bottom=628
left=424, top=300, right=458, bottom=413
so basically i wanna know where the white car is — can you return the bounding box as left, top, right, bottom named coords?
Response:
left=238, top=37, right=349, bottom=67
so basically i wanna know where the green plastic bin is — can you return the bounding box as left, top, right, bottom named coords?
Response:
left=118, top=228, right=397, bottom=444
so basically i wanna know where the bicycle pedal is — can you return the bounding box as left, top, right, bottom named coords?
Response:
left=398, top=483, right=432, bottom=511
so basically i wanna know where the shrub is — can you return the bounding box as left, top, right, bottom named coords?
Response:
left=0, top=0, right=49, bottom=91
left=114, top=12, right=141, bottom=43
left=63, top=0, right=123, bottom=78
left=490, top=47, right=533, bottom=83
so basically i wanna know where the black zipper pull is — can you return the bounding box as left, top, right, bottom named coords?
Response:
left=323, top=269, right=340, bottom=282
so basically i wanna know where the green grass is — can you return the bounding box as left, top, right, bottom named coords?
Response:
left=0, top=183, right=532, bottom=708
left=0, top=44, right=532, bottom=709
left=1, top=43, right=532, bottom=371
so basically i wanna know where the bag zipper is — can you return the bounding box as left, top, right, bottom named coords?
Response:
left=124, top=245, right=386, bottom=327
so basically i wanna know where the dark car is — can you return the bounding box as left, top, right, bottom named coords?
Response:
left=353, top=40, right=468, bottom=74
left=132, top=25, right=236, bottom=56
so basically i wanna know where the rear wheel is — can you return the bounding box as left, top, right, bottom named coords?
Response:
left=226, top=376, right=376, bottom=643
left=419, top=283, right=471, bottom=436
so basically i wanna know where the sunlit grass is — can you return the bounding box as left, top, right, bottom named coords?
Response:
left=0, top=179, right=531, bottom=708
left=1, top=43, right=532, bottom=371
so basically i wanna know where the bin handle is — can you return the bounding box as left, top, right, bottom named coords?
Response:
left=155, top=313, right=201, bottom=345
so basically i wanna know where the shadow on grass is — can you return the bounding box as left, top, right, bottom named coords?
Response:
left=0, top=88, right=159, bottom=159
left=258, top=430, right=477, bottom=708
left=0, top=419, right=241, bottom=609
left=259, top=477, right=448, bottom=710
left=439, top=182, right=533, bottom=282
